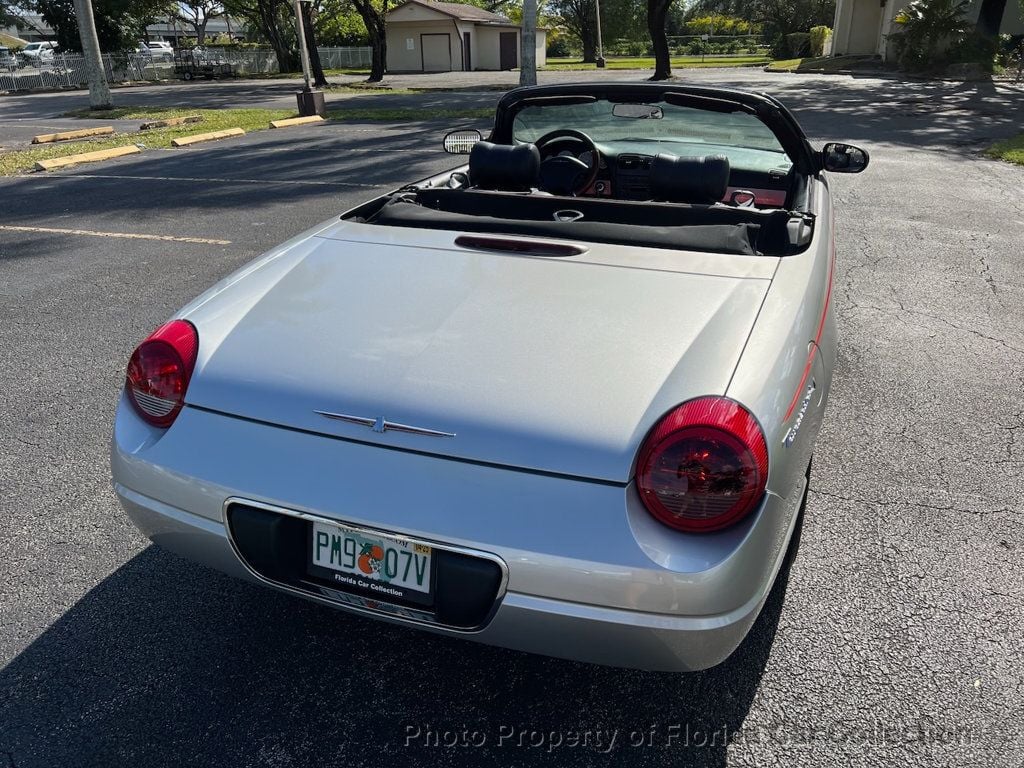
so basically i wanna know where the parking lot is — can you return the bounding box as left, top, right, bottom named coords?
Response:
left=1, top=70, right=1023, bottom=767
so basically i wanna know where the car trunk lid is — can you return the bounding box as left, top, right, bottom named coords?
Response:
left=182, top=222, right=773, bottom=483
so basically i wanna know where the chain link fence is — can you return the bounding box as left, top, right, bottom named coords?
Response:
left=0, top=47, right=372, bottom=92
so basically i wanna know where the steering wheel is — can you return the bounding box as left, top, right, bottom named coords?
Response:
left=534, top=129, right=601, bottom=197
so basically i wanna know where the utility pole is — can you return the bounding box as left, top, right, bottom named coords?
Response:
left=72, top=0, right=112, bottom=109
left=519, top=0, right=536, bottom=86
left=594, top=0, right=605, bottom=68
left=293, top=0, right=313, bottom=91
left=292, top=0, right=325, bottom=115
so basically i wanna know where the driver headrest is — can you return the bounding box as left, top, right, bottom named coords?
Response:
left=468, top=141, right=540, bottom=192
left=650, top=154, right=731, bottom=205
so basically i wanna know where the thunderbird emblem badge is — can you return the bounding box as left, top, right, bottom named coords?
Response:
left=315, top=410, right=456, bottom=438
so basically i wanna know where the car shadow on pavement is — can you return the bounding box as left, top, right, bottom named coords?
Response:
left=0, top=524, right=801, bottom=768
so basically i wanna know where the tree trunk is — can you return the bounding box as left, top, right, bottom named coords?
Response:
left=975, top=0, right=1007, bottom=38
left=520, top=0, right=537, bottom=86
left=582, top=37, right=596, bottom=63
left=71, top=0, right=112, bottom=109
left=365, top=20, right=385, bottom=81
left=646, top=0, right=672, bottom=81
left=196, top=19, right=208, bottom=45
left=259, top=1, right=299, bottom=72
left=579, top=3, right=597, bottom=63
left=352, top=0, right=386, bottom=82
left=301, top=2, right=327, bottom=86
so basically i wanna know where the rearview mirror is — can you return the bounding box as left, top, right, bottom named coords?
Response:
left=612, top=103, right=663, bottom=119
left=443, top=129, right=482, bottom=154
left=821, top=142, right=869, bottom=173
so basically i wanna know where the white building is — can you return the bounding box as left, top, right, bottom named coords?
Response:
left=832, top=0, right=1024, bottom=59
left=1, top=13, right=245, bottom=45
left=385, top=0, right=547, bottom=72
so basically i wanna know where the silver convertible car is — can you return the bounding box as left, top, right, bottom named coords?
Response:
left=112, top=83, right=867, bottom=671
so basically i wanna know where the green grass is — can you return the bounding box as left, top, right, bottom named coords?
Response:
left=543, top=54, right=770, bottom=71
left=0, top=107, right=293, bottom=176
left=325, top=107, right=492, bottom=121
left=985, top=133, right=1024, bottom=165
left=0, top=103, right=491, bottom=175
left=765, top=55, right=881, bottom=73
left=323, top=84, right=414, bottom=94
left=248, top=67, right=371, bottom=79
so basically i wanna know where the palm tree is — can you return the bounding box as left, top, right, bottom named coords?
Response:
left=892, top=0, right=972, bottom=68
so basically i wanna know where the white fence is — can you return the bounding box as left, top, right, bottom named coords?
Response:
left=0, top=47, right=372, bottom=92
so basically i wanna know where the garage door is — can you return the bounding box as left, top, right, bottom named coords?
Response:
left=421, top=34, right=451, bottom=72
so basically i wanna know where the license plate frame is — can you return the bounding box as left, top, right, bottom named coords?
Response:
left=306, top=520, right=435, bottom=608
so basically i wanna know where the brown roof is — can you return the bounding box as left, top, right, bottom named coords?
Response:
left=395, top=0, right=511, bottom=23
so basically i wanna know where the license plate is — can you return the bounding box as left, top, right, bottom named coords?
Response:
left=310, top=521, right=432, bottom=596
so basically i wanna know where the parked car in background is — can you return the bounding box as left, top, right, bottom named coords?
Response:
left=0, top=46, right=19, bottom=69
left=137, top=41, right=174, bottom=61
left=18, top=41, right=57, bottom=67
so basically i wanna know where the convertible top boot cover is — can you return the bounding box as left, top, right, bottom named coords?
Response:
left=468, top=142, right=541, bottom=191
left=370, top=198, right=760, bottom=256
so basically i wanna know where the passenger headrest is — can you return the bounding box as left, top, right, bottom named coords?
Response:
left=650, top=154, right=731, bottom=205
left=468, top=141, right=540, bottom=192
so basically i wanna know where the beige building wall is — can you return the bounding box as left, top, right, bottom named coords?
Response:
left=473, top=26, right=506, bottom=69
left=469, top=27, right=545, bottom=69
left=387, top=19, right=470, bottom=72
left=835, top=0, right=1024, bottom=61
left=385, top=5, right=547, bottom=72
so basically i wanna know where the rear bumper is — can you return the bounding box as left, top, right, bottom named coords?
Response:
left=118, top=486, right=784, bottom=671
left=113, top=399, right=804, bottom=672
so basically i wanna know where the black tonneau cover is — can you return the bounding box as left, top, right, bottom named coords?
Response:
left=371, top=198, right=760, bottom=255
left=364, top=189, right=798, bottom=255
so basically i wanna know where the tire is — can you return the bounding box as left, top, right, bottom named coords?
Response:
left=183, top=71, right=193, bottom=81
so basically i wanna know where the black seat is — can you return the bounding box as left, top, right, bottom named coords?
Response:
left=468, top=141, right=540, bottom=192
left=650, top=154, right=731, bottom=204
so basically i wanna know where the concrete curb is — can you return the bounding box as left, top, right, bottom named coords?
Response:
left=32, top=126, right=115, bottom=144
left=171, top=128, right=245, bottom=147
left=34, top=144, right=141, bottom=171
left=270, top=115, right=326, bottom=129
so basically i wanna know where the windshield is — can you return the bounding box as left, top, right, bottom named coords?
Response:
left=513, top=99, right=789, bottom=171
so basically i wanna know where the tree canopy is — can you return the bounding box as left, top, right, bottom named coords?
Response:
left=33, top=0, right=168, bottom=51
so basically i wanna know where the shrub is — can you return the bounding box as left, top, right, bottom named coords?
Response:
left=785, top=32, right=811, bottom=57
left=625, top=40, right=647, bottom=56
left=946, top=31, right=999, bottom=71
left=891, top=0, right=973, bottom=70
left=810, top=26, right=832, bottom=56
left=546, top=36, right=574, bottom=58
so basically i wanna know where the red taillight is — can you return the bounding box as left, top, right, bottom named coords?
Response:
left=125, top=320, right=198, bottom=428
left=636, top=396, right=768, bottom=533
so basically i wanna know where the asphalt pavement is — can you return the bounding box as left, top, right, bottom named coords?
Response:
left=0, top=70, right=1022, bottom=767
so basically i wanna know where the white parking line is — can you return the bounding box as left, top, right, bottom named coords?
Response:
left=56, top=173, right=384, bottom=188
left=0, top=224, right=231, bottom=245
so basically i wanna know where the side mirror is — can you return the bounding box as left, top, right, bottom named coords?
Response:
left=443, top=129, right=482, bottom=154
left=821, top=142, right=869, bottom=173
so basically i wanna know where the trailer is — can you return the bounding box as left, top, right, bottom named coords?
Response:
left=173, top=49, right=237, bottom=81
